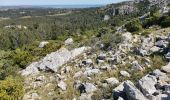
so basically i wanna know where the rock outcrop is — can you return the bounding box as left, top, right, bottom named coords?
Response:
left=21, top=47, right=90, bottom=76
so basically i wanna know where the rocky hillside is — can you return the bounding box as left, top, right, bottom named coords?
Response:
left=0, top=0, right=170, bottom=99
left=16, top=1, right=170, bottom=100
left=20, top=25, right=170, bottom=99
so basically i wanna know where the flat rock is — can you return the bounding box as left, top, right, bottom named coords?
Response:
left=83, top=69, right=100, bottom=77
left=105, top=77, right=119, bottom=85
left=120, top=71, right=130, bottom=77
left=161, top=62, right=170, bottom=73
left=21, top=47, right=90, bottom=76
left=21, top=62, right=39, bottom=76
left=74, top=71, right=83, bottom=78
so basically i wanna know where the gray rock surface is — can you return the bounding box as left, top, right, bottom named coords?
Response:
left=138, top=75, right=157, bottom=98
left=84, top=83, right=97, bottom=93
left=120, top=71, right=130, bottom=77
left=21, top=62, right=40, bottom=76
left=131, top=60, right=143, bottom=71
left=105, top=77, right=119, bottom=85
left=58, top=81, right=67, bottom=91
left=162, top=62, right=170, bottom=73
left=21, top=47, right=90, bottom=76
left=65, top=38, right=73, bottom=45
left=39, top=41, right=49, bottom=48
left=78, top=93, right=92, bottom=100
left=124, top=80, right=148, bottom=100
left=83, top=68, right=100, bottom=76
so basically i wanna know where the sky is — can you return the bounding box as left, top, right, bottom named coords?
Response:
left=0, top=0, right=130, bottom=6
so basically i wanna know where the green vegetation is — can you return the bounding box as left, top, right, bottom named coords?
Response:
left=0, top=76, right=24, bottom=99
left=125, top=19, right=143, bottom=33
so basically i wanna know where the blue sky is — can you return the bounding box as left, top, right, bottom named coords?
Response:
left=0, top=0, right=130, bottom=6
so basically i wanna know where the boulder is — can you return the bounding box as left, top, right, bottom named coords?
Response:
left=58, top=81, right=67, bottom=91
left=141, top=37, right=154, bottom=51
left=131, top=60, right=143, bottom=71
left=78, top=93, right=92, bottom=100
left=35, top=75, right=46, bottom=81
left=113, top=82, right=126, bottom=99
left=161, top=62, right=170, bottom=73
left=118, top=97, right=124, bottom=100
left=39, top=41, right=49, bottom=48
left=83, top=69, right=100, bottom=77
left=122, top=32, right=132, bottom=42
left=165, top=52, right=170, bottom=60
left=81, top=59, right=93, bottom=66
left=138, top=75, right=157, bottom=98
left=21, top=47, right=90, bottom=76
left=139, top=48, right=148, bottom=56
left=65, top=38, right=73, bottom=45
left=84, top=83, right=97, bottom=93
left=133, top=47, right=148, bottom=56
left=152, top=69, right=167, bottom=78
left=155, top=40, right=168, bottom=48
left=23, top=92, right=40, bottom=100
left=97, top=53, right=106, bottom=60
left=164, top=84, right=170, bottom=93
left=100, top=65, right=111, bottom=71
left=21, top=62, right=39, bottom=76
left=74, top=71, right=83, bottom=78
left=120, top=71, right=130, bottom=77
left=104, top=15, right=110, bottom=21
left=105, top=77, right=119, bottom=85
left=152, top=69, right=169, bottom=84
left=155, top=94, right=169, bottom=100
left=150, top=46, right=160, bottom=53
left=124, top=80, right=148, bottom=100
left=31, top=93, right=40, bottom=99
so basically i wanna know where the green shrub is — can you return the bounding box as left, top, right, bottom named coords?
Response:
left=101, top=33, right=122, bottom=49
left=125, top=19, right=143, bottom=32
left=0, top=76, right=24, bottom=100
left=11, top=49, right=33, bottom=69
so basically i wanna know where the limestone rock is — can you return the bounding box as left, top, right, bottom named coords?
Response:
left=65, top=38, right=73, bottom=45
left=83, top=69, right=100, bottom=77
left=104, top=15, right=110, bottom=21
left=124, top=80, right=148, bottom=100
left=79, top=93, right=92, bottom=100
left=21, top=47, right=90, bottom=76
left=122, top=32, right=132, bottom=42
left=131, top=60, right=143, bottom=71
left=113, top=82, right=126, bottom=99
left=74, top=71, right=83, bottom=78
left=21, top=62, right=39, bottom=76
left=138, top=75, right=157, bottom=98
left=120, top=71, right=130, bottom=77
left=105, top=77, right=119, bottom=85
left=150, top=46, right=160, bottom=53
left=39, top=41, right=49, bottom=48
left=162, top=62, right=170, bottom=73
left=84, top=83, right=97, bottom=93
left=58, top=81, right=67, bottom=91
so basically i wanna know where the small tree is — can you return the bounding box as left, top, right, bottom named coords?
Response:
left=125, top=19, right=143, bottom=32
